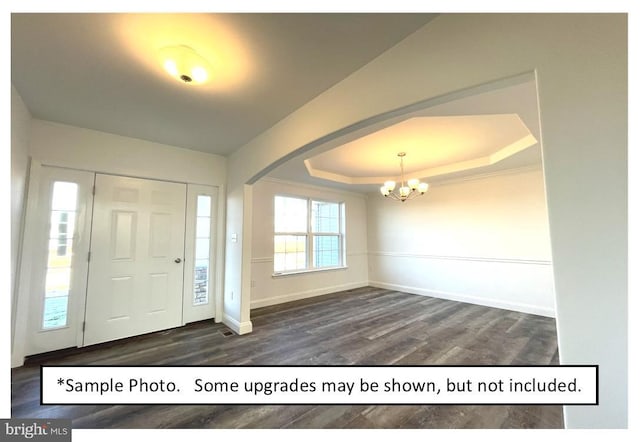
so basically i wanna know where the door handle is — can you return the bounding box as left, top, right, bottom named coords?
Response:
left=174, top=258, right=182, bottom=263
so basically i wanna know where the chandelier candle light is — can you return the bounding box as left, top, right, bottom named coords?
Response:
left=380, top=152, right=429, bottom=202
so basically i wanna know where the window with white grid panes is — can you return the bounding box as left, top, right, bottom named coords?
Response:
left=274, top=195, right=344, bottom=274
left=312, top=200, right=342, bottom=268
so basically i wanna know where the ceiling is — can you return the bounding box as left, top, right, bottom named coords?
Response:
left=305, top=114, right=537, bottom=181
left=268, top=77, right=543, bottom=192
left=11, top=13, right=436, bottom=155
left=12, top=14, right=542, bottom=194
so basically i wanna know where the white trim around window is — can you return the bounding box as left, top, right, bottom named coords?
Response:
left=273, top=195, right=346, bottom=276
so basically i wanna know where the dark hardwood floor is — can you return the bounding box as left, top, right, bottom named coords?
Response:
left=12, top=287, right=563, bottom=428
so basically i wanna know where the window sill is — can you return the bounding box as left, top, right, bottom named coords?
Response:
left=272, top=266, right=348, bottom=278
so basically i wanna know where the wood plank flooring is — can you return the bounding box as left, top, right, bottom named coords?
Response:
left=12, top=287, right=563, bottom=428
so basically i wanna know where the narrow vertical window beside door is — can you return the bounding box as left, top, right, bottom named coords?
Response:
left=43, top=182, right=78, bottom=329
left=194, top=195, right=211, bottom=305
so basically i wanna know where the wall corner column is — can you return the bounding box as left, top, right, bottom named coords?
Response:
left=222, top=182, right=253, bottom=335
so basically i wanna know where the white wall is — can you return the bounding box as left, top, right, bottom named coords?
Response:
left=29, top=119, right=226, bottom=187
left=250, top=178, right=368, bottom=309
left=226, top=14, right=627, bottom=428
left=368, top=167, right=554, bottom=317
left=11, top=86, right=32, bottom=341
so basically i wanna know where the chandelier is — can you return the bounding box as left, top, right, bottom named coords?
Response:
left=379, top=152, right=429, bottom=202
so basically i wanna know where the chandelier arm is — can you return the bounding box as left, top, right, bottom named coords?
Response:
left=380, top=152, right=428, bottom=202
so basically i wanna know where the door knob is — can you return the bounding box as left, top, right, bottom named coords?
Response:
left=174, top=258, right=182, bottom=263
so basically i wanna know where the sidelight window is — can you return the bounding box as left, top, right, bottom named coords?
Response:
left=42, top=181, right=78, bottom=329
left=193, top=195, right=212, bottom=305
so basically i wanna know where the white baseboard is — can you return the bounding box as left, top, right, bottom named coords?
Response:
left=222, top=313, right=253, bottom=335
left=369, top=281, right=555, bottom=318
left=250, top=281, right=369, bottom=309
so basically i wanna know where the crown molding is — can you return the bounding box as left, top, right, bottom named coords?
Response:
left=258, top=176, right=367, bottom=199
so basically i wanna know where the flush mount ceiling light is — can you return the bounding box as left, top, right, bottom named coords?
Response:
left=380, top=152, right=429, bottom=202
left=160, top=45, right=211, bottom=85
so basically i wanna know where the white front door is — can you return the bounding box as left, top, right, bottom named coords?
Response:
left=83, top=174, right=186, bottom=346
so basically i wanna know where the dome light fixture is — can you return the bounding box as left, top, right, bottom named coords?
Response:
left=160, top=45, right=211, bottom=85
left=380, top=152, right=429, bottom=202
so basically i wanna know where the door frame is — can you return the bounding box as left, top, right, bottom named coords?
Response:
left=12, top=163, right=225, bottom=367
